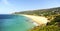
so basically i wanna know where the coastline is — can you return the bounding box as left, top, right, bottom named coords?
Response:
left=22, top=14, right=49, bottom=26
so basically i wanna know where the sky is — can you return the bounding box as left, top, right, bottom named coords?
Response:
left=0, top=0, right=60, bottom=14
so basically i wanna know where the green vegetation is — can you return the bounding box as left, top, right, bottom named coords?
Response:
left=14, top=7, right=60, bottom=31
left=29, top=26, right=60, bottom=31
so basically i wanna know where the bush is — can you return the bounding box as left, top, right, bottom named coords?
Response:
left=29, top=25, right=60, bottom=31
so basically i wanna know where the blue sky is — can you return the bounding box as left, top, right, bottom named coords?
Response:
left=0, top=0, right=60, bottom=14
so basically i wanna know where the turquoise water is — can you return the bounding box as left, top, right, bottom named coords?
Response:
left=0, top=14, right=35, bottom=31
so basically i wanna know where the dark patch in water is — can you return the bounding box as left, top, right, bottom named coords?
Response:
left=0, top=14, right=16, bottom=19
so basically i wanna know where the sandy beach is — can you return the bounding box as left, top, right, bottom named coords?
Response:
left=22, top=14, right=49, bottom=26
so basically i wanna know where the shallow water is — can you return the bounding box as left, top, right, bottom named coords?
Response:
left=0, top=14, right=35, bottom=31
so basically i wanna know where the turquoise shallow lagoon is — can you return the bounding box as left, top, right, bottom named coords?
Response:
left=0, top=14, right=35, bottom=31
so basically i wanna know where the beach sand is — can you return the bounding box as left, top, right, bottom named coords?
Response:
left=22, top=14, right=49, bottom=26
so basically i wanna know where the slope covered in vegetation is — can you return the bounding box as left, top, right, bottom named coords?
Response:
left=15, top=7, right=60, bottom=16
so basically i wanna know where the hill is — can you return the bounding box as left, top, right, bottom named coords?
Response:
left=15, top=7, right=60, bottom=16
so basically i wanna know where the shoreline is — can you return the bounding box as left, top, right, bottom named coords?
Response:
left=22, top=14, right=49, bottom=26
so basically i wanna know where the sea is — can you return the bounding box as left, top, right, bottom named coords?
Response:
left=0, top=14, right=35, bottom=31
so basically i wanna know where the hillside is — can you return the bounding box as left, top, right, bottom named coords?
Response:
left=15, top=7, right=60, bottom=16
